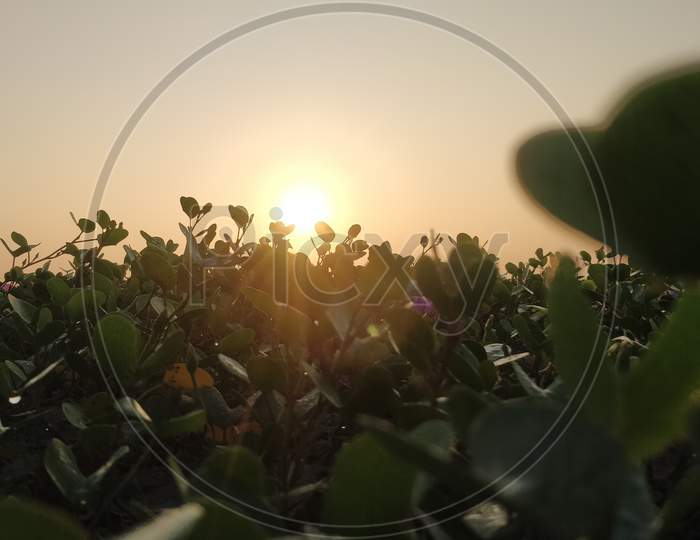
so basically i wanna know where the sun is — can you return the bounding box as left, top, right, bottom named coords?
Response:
left=277, top=183, right=332, bottom=236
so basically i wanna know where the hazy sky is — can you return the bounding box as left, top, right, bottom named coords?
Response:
left=2, top=1, right=700, bottom=270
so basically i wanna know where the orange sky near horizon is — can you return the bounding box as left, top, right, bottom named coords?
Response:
left=2, top=1, right=700, bottom=272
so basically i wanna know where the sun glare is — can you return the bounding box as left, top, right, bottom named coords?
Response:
left=278, top=183, right=332, bottom=236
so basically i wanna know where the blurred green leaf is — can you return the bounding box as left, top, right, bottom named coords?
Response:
left=548, top=257, right=617, bottom=428
left=387, top=308, right=434, bottom=371
left=517, top=67, right=700, bottom=275
left=197, top=446, right=265, bottom=500
left=0, top=497, right=88, bottom=540
left=619, top=289, right=700, bottom=460
left=116, top=503, right=204, bottom=540
left=470, top=400, right=629, bottom=540
left=347, top=365, right=399, bottom=418
left=323, top=433, right=416, bottom=535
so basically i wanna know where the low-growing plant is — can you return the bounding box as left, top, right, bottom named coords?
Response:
left=0, top=64, right=699, bottom=540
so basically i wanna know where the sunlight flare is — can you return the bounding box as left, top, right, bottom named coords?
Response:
left=277, top=183, right=332, bottom=236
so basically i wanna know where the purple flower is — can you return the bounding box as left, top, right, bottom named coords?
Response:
left=1, top=281, right=17, bottom=293
left=410, top=295, right=435, bottom=316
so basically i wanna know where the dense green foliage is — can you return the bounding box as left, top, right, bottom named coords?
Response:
left=1, top=64, right=699, bottom=539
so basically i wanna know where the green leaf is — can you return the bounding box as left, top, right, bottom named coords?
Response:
left=140, top=330, right=186, bottom=377
left=94, top=314, right=140, bottom=382
left=11, top=231, right=28, bottom=247
left=218, top=326, right=255, bottom=356
left=157, top=409, right=206, bottom=439
left=360, top=417, right=468, bottom=495
left=115, top=503, right=204, bottom=540
left=140, top=250, right=176, bottom=289
left=241, top=286, right=276, bottom=318
left=516, top=128, right=607, bottom=254
left=302, top=361, right=341, bottom=408
left=0, top=497, right=88, bottom=540
left=86, top=445, right=130, bottom=491
left=46, top=277, right=71, bottom=306
left=470, top=400, right=629, bottom=540
left=62, top=402, right=89, bottom=429
left=79, top=424, right=118, bottom=456
left=363, top=417, right=479, bottom=524
left=228, top=205, right=249, bottom=229
left=44, top=438, right=128, bottom=509
left=14, top=359, right=63, bottom=396
left=186, top=502, right=268, bottom=540
left=198, top=386, right=242, bottom=427
left=658, top=465, right=700, bottom=538
left=314, top=221, right=335, bottom=243
left=91, top=272, right=117, bottom=309
left=619, top=289, right=700, bottom=460
left=588, top=263, right=608, bottom=291
left=96, top=210, right=111, bottom=229
left=446, top=384, right=490, bottom=437
left=116, top=396, right=152, bottom=424
left=599, top=68, right=700, bottom=275
left=0, top=363, right=15, bottom=399
left=100, top=227, right=129, bottom=246
left=512, top=314, right=540, bottom=352
left=414, top=256, right=451, bottom=316
left=150, top=296, right=177, bottom=317
left=246, top=353, right=287, bottom=393
left=276, top=303, right=313, bottom=347
left=387, top=308, right=434, bottom=371
left=479, top=357, right=498, bottom=391
left=197, top=446, right=266, bottom=500
left=517, top=67, right=700, bottom=275
left=241, top=286, right=312, bottom=346
left=611, top=469, right=657, bottom=540
left=548, top=257, right=616, bottom=428
left=447, top=345, right=484, bottom=391
left=36, top=306, right=53, bottom=332
left=77, top=219, right=95, bottom=233
left=347, top=365, right=399, bottom=418
left=323, top=433, right=417, bottom=535
left=65, top=288, right=106, bottom=321
left=180, top=196, right=200, bottom=218
left=8, top=294, right=37, bottom=324
left=511, top=362, right=548, bottom=398
left=217, top=353, right=249, bottom=383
